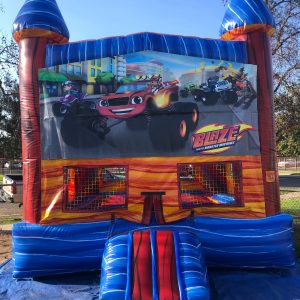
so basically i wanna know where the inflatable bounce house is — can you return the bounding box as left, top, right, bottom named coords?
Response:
left=9, top=0, right=296, bottom=299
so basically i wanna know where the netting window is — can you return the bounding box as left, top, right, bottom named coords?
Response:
left=63, top=166, right=127, bottom=211
left=178, top=162, right=243, bottom=208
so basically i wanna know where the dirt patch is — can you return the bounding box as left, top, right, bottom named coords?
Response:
left=0, top=203, right=19, bottom=264
left=281, top=191, right=300, bottom=200
left=0, top=232, right=12, bottom=264
left=0, top=202, right=22, bottom=219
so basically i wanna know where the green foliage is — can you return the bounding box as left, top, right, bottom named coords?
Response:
left=0, top=78, right=21, bottom=159
left=186, top=83, right=197, bottom=93
left=0, top=4, right=20, bottom=159
left=275, top=84, right=300, bottom=156
left=119, top=76, right=133, bottom=85
left=263, top=0, right=300, bottom=154
left=0, top=35, right=18, bottom=77
left=95, top=72, right=115, bottom=85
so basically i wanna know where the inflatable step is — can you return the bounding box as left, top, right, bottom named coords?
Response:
left=99, top=234, right=130, bottom=299
left=99, top=230, right=210, bottom=300
left=174, top=232, right=210, bottom=300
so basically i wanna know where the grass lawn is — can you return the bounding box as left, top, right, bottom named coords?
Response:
left=280, top=197, right=300, bottom=258
left=278, top=170, right=300, bottom=176
left=0, top=174, right=3, bottom=183
left=0, top=216, right=22, bottom=225
left=281, top=198, right=300, bottom=215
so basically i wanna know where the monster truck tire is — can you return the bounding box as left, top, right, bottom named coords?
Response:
left=180, top=89, right=189, bottom=98
left=173, top=102, right=199, bottom=131
left=79, top=101, right=98, bottom=116
left=171, top=115, right=189, bottom=148
left=90, top=118, right=110, bottom=138
left=149, top=115, right=170, bottom=150
left=149, top=114, right=188, bottom=150
left=126, top=115, right=148, bottom=130
left=52, top=102, right=68, bottom=116
left=199, top=91, right=218, bottom=105
left=223, top=90, right=238, bottom=104
left=60, top=116, right=81, bottom=146
left=60, top=116, right=102, bottom=147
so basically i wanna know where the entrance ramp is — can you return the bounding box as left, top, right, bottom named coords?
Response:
left=99, top=230, right=210, bottom=300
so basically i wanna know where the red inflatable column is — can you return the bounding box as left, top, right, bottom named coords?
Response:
left=247, top=30, right=280, bottom=216
left=13, top=0, right=69, bottom=223
left=19, top=37, right=47, bottom=223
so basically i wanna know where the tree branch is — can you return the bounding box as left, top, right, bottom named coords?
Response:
left=273, top=63, right=298, bottom=93
left=272, top=30, right=300, bottom=55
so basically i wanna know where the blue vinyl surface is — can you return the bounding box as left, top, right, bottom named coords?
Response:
left=174, top=232, right=210, bottom=300
left=111, top=214, right=295, bottom=269
left=220, top=0, right=275, bottom=36
left=150, top=231, right=158, bottom=300
left=13, top=0, right=69, bottom=40
left=45, top=32, right=248, bottom=67
left=99, top=234, right=129, bottom=300
left=12, top=220, right=111, bottom=278
left=12, top=214, right=295, bottom=279
left=1, top=259, right=300, bottom=300
left=99, top=230, right=209, bottom=300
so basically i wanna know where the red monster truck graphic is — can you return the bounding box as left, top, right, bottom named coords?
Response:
left=91, top=76, right=199, bottom=150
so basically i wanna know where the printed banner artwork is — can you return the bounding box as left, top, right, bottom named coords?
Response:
left=192, top=123, right=255, bottom=154
left=39, top=51, right=259, bottom=159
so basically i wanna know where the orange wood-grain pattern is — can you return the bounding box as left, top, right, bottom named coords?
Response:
left=40, top=155, right=266, bottom=224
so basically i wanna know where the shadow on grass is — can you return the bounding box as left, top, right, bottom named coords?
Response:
left=293, top=223, right=300, bottom=259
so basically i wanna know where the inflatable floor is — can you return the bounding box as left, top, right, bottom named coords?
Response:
left=1, top=259, right=300, bottom=300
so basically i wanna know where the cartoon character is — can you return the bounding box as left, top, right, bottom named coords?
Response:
left=52, top=81, right=92, bottom=116
left=193, top=67, right=238, bottom=105
left=91, top=76, right=199, bottom=149
left=61, top=81, right=83, bottom=103
left=227, top=68, right=257, bottom=106
left=214, top=66, right=228, bottom=80
left=179, top=82, right=197, bottom=98
left=95, top=77, right=179, bottom=122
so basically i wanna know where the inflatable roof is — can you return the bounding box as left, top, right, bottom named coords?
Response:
left=12, top=0, right=69, bottom=43
left=12, top=0, right=275, bottom=44
left=221, top=0, right=276, bottom=40
left=45, top=32, right=248, bottom=67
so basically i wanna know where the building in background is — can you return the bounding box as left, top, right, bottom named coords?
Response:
left=41, top=56, right=126, bottom=96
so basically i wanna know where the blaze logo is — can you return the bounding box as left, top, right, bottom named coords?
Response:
left=192, top=123, right=255, bottom=154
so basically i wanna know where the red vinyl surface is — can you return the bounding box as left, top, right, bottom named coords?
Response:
left=142, top=194, right=165, bottom=225
left=132, top=231, right=153, bottom=300
left=156, top=231, right=180, bottom=300
left=19, top=37, right=47, bottom=223
left=247, top=30, right=280, bottom=216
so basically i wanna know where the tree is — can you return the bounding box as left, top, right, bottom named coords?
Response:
left=0, top=5, right=21, bottom=158
left=119, top=76, right=133, bottom=85
left=263, top=0, right=300, bottom=155
left=0, top=78, right=21, bottom=158
left=264, top=0, right=299, bottom=94
left=95, top=72, right=115, bottom=93
left=275, top=83, right=300, bottom=155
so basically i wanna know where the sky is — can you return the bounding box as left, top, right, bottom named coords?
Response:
left=1, top=0, right=226, bottom=41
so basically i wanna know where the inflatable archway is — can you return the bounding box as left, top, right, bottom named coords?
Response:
left=11, top=0, right=295, bottom=298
